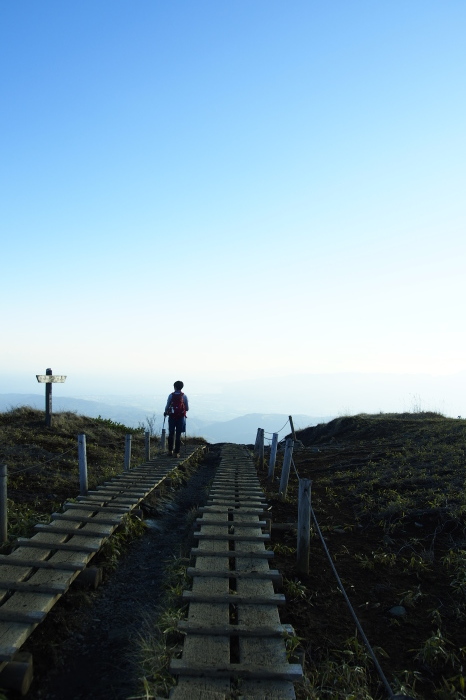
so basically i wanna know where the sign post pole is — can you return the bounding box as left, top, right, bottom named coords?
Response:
left=36, top=369, right=67, bottom=427
left=45, top=368, right=52, bottom=427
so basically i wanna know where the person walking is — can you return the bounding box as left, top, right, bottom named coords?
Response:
left=164, top=380, right=189, bottom=457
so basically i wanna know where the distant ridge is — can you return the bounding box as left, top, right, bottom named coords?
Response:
left=0, top=395, right=332, bottom=445
left=0, top=394, right=195, bottom=432
left=189, top=412, right=334, bottom=444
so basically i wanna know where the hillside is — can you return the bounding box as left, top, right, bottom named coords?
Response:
left=0, top=406, right=203, bottom=542
left=261, top=411, right=466, bottom=699
left=0, top=393, right=214, bottom=437
left=1, top=407, right=466, bottom=698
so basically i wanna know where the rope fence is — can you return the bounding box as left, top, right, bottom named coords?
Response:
left=263, top=417, right=291, bottom=436
left=9, top=447, right=78, bottom=476
left=253, top=420, right=415, bottom=700
left=310, top=505, right=399, bottom=700
left=0, top=429, right=158, bottom=545
left=291, top=454, right=300, bottom=480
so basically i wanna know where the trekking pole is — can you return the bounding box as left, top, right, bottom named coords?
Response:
left=161, top=415, right=167, bottom=453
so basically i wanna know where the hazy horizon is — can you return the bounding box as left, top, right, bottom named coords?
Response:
left=2, top=369, right=464, bottom=419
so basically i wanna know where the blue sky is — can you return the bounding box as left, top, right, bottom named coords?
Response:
left=1, top=1, right=465, bottom=412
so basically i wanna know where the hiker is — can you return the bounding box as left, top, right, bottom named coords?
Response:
left=164, top=380, right=189, bottom=457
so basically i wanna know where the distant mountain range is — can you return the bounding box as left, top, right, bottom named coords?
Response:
left=188, top=413, right=333, bottom=444
left=0, top=393, right=206, bottom=433
left=0, top=394, right=331, bottom=444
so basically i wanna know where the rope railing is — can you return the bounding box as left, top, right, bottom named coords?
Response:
left=263, top=417, right=291, bottom=436
left=9, top=447, right=77, bottom=475
left=6, top=435, right=147, bottom=476
left=291, top=455, right=300, bottom=480
left=310, top=504, right=402, bottom=699
left=255, top=422, right=415, bottom=700
left=255, top=419, right=295, bottom=488
left=0, top=430, right=155, bottom=545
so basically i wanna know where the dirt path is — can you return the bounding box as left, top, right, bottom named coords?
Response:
left=26, top=447, right=221, bottom=700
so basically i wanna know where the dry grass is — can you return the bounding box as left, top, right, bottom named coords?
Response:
left=0, top=405, right=148, bottom=543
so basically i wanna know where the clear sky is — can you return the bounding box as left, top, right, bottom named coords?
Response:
left=1, top=1, right=465, bottom=410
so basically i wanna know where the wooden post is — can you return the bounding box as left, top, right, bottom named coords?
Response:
left=78, top=434, right=88, bottom=496
left=289, top=415, right=296, bottom=441
left=267, top=433, right=279, bottom=483
left=160, top=428, right=166, bottom=452
left=124, top=434, right=132, bottom=471
left=45, top=368, right=52, bottom=427
left=297, top=478, right=311, bottom=574
left=36, top=368, right=66, bottom=427
left=0, top=651, right=33, bottom=695
left=257, top=428, right=265, bottom=466
left=254, top=428, right=261, bottom=456
left=145, top=431, right=150, bottom=461
left=279, top=437, right=294, bottom=500
left=0, top=464, right=7, bottom=544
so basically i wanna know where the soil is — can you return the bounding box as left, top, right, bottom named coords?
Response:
left=19, top=446, right=222, bottom=700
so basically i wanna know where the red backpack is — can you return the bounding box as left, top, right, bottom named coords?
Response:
left=169, top=391, right=186, bottom=418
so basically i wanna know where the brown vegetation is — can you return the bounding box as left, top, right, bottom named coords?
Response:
left=2, top=407, right=466, bottom=699
left=261, top=412, right=466, bottom=699
left=0, top=407, right=149, bottom=542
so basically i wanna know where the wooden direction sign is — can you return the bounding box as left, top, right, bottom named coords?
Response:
left=36, top=368, right=67, bottom=427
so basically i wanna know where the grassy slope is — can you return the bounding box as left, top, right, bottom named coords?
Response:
left=3, top=407, right=466, bottom=698
left=0, top=406, right=149, bottom=543
left=262, top=412, right=466, bottom=700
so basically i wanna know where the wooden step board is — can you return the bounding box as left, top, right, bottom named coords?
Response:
left=0, top=445, right=205, bottom=666
left=169, top=444, right=301, bottom=700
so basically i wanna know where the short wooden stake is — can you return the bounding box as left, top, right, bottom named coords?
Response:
left=78, top=434, right=88, bottom=496
left=160, top=428, right=166, bottom=452
left=145, top=431, right=150, bottom=461
left=124, top=434, right=132, bottom=471
left=267, top=433, right=278, bottom=484
left=279, top=438, right=294, bottom=501
left=254, top=428, right=261, bottom=456
left=76, top=566, right=103, bottom=590
left=297, top=478, right=311, bottom=574
left=0, top=651, right=33, bottom=695
left=289, top=415, right=296, bottom=441
left=0, top=464, right=7, bottom=544
left=258, top=428, right=265, bottom=466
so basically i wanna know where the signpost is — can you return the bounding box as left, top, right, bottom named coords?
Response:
left=36, top=368, right=67, bottom=427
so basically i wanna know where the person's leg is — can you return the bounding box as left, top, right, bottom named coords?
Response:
left=174, top=417, right=182, bottom=454
left=167, top=417, right=175, bottom=453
